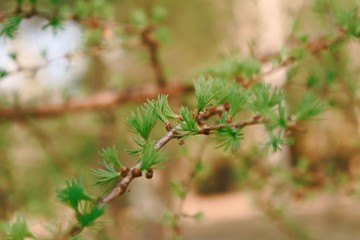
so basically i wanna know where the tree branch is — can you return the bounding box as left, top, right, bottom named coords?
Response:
left=0, top=83, right=192, bottom=121
left=243, top=31, right=347, bottom=87
left=141, top=25, right=167, bottom=87
left=0, top=30, right=347, bottom=121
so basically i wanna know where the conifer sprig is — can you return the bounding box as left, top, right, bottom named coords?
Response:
left=91, top=166, right=119, bottom=193
left=227, top=86, right=248, bottom=118
left=76, top=202, right=104, bottom=228
left=0, top=15, right=22, bottom=39
left=194, top=76, right=217, bottom=112
left=56, top=178, right=93, bottom=210
left=139, top=142, right=165, bottom=171
left=215, top=126, right=243, bottom=154
left=0, top=214, right=34, bottom=240
left=127, top=106, right=158, bottom=140
left=178, top=107, right=199, bottom=136
left=98, top=146, right=122, bottom=168
left=145, top=94, right=177, bottom=123
left=295, top=92, right=327, bottom=121
left=91, top=146, right=124, bottom=193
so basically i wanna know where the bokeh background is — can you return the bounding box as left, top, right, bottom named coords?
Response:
left=1, top=0, right=360, bottom=239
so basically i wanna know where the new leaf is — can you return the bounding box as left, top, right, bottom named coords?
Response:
left=56, top=178, right=92, bottom=210
left=145, top=94, right=177, bottom=123
left=127, top=106, right=158, bottom=140
left=295, top=92, right=327, bottom=121
left=195, top=76, right=217, bottom=112
left=178, top=107, right=199, bottom=136
left=140, top=143, right=164, bottom=171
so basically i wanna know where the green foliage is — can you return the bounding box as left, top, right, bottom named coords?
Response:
left=153, top=26, right=171, bottom=44
left=266, top=103, right=288, bottom=130
left=146, top=94, right=177, bottom=123
left=0, top=69, right=8, bottom=78
left=313, top=0, right=360, bottom=36
left=8, top=52, right=17, bottom=61
left=126, top=137, right=145, bottom=156
left=99, top=146, right=122, bottom=168
left=295, top=92, right=327, bottom=121
left=0, top=214, right=34, bottom=240
left=92, top=0, right=114, bottom=20
left=139, top=142, right=164, bottom=171
left=91, top=166, right=119, bottom=194
left=178, top=107, right=199, bottom=136
left=57, top=179, right=104, bottom=231
left=194, top=76, right=217, bottom=112
left=77, top=203, right=104, bottom=228
left=169, top=179, right=186, bottom=199
left=191, top=212, right=204, bottom=221
left=57, top=178, right=92, bottom=210
left=131, top=9, right=148, bottom=27
left=227, top=85, right=248, bottom=118
left=73, top=0, right=91, bottom=18
left=42, top=17, right=63, bottom=32
left=127, top=106, right=158, bottom=140
left=151, top=5, right=168, bottom=23
left=291, top=47, right=306, bottom=60
left=215, top=116, right=243, bottom=154
left=266, top=133, right=294, bottom=152
left=193, top=161, right=204, bottom=175
left=91, top=146, right=123, bottom=193
left=250, top=83, right=284, bottom=117
left=204, top=57, right=260, bottom=80
left=0, top=15, right=22, bottom=39
left=162, top=211, right=178, bottom=227
left=306, top=74, right=320, bottom=88
left=237, top=58, right=261, bottom=79
left=48, top=0, right=58, bottom=5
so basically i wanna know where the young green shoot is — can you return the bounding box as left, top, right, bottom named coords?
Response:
left=145, top=94, right=177, bottom=123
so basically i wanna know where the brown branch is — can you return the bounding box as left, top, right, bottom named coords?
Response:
left=196, top=103, right=231, bottom=126
left=141, top=25, right=167, bottom=87
left=101, top=115, right=266, bottom=203
left=0, top=83, right=193, bottom=121
left=197, top=114, right=266, bottom=135
left=0, top=30, right=348, bottom=120
left=243, top=31, right=348, bottom=87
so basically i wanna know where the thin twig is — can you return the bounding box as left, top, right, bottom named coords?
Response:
left=243, top=31, right=347, bottom=87
left=171, top=139, right=207, bottom=236
left=141, top=25, right=167, bottom=87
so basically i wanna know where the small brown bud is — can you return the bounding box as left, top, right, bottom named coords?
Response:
left=253, top=115, right=261, bottom=120
left=178, top=140, right=185, bottom=145
left=120, top=167, right=130, bottom=177
left=145, top=169, right=153, bottom=179
left=165, top=122, right=172, bottom=131
left=223, top=102, right=231, bottom=111
left=132, top=168, right=142, bottom=177
left=226, top=116, right=233, bottom=123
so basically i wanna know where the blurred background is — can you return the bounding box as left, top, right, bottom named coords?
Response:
left=1, top=0, right=360, bottom=239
